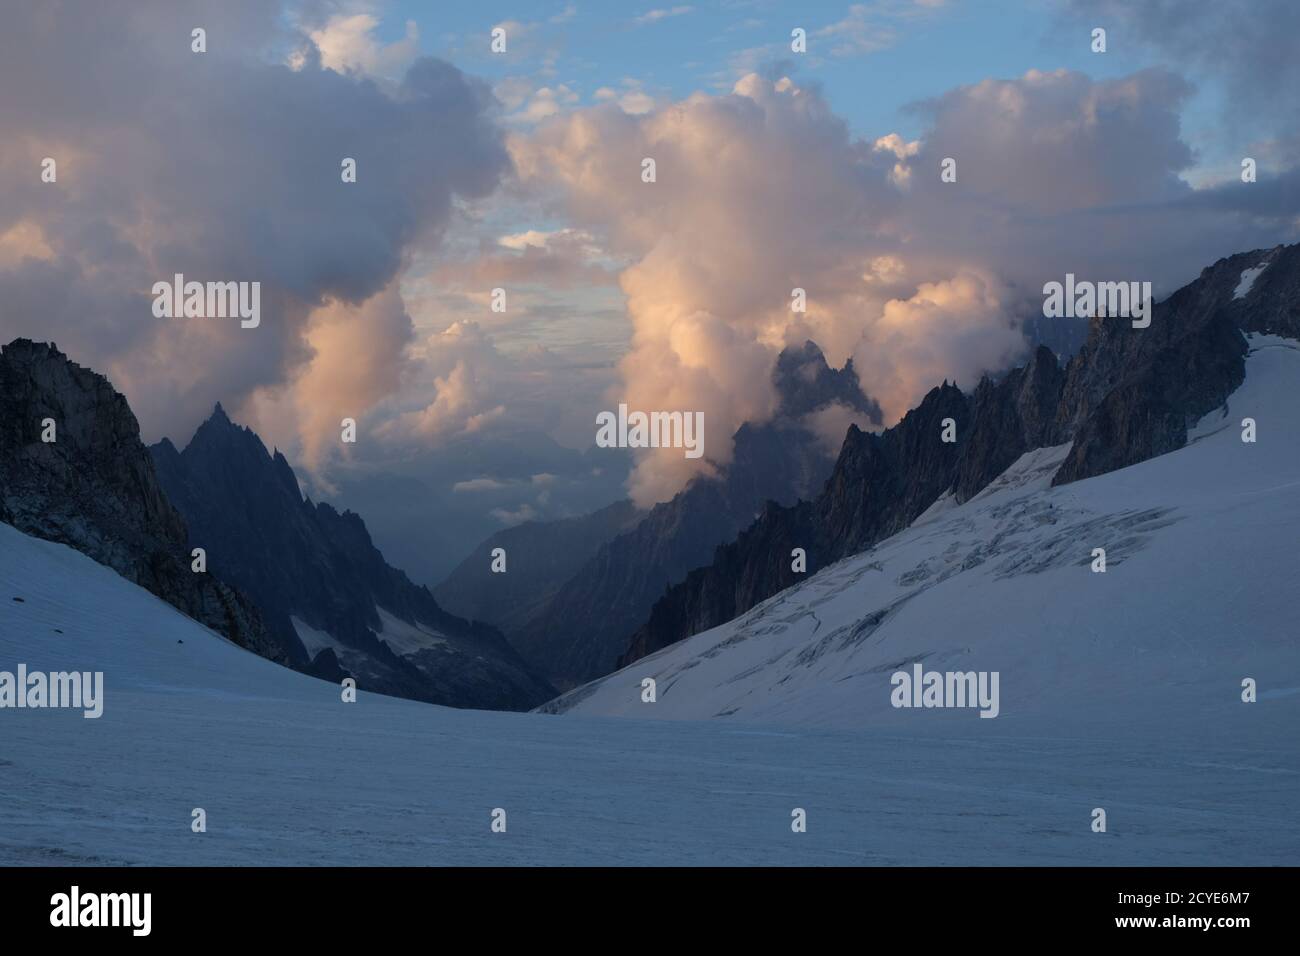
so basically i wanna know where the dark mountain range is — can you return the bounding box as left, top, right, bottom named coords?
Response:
left=150, top=407, right=555, bottom=710
left=0, top=339, right=280, bottom=661
left=434, top=498, right=643, bottom=637
left=439, top=339, right=882, bottom=690
left=622, top=244, right=1297, bottom=667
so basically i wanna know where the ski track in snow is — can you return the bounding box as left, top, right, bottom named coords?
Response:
left=1, top=338, right=1298, bottom=866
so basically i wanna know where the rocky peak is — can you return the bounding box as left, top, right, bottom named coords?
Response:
left=0, top=338, right=280, bottom=660
left=150, top=405, right=555, bottom=709
left=0, top=339, right=184, bottom=546
left=1046, top=247, right=1285, bottom=485
left=774, top=338, right=881, bottom=422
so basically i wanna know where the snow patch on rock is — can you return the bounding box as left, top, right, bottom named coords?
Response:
left=1233, top=261, right=1269, bottom=299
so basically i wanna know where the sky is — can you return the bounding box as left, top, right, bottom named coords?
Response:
left=2, top=0, right=1298, bottom=573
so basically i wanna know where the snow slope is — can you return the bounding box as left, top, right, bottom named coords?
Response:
left=1, top=338, right=1297, bottom=865
left=552, top=337, right=1300, bottom=735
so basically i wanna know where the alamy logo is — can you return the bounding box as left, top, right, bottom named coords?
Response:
left=1042, top=273, right=1151, bottom=329
left=890, top=664, right=1000, bottom=718
left=152, top=273, right=261, bottom=328
left=50, top=886, right=151, bottom=936
left=0, top=664, right=103, bottom=718
left=595, top=404, right=704, bottom=459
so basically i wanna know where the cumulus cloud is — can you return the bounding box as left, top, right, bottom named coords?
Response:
left=510, top=84, right=581, bottom=124
left=617, top=91, right=657, bottom=115
left=512, top=72, right=969, bottom=504
left=254, top=282, right=413, bottom=468
left=873, top=133, right=921, bottom=188
left=378, top=322, right=509, bottom=444
left=589, top=81, right=658, bottom=115
left=300, top=13, right=421, bottom=78
left=0, top=0, right=509, bottom=463
left=906, top=68, right=1194, bottom=214
left=893, top=66, right=1298, bottom=295
left=852, top=272, right=1023, bottom=423
left=802, top=400, right=881, bottom=457
left=366, top=307, right=618, bottom=458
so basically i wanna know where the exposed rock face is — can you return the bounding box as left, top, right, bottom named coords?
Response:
left=1234, top=244, right=1300, bottom=338
left=466, top=340, right=880, bottom=690
left=953, top=346, right=1064, bottom=503
left=1052, top=309, right=1245, bottom=484
left=1049, top=246, right=1296, bottom=484
left=151, top=407, right=555, bottom=710
left=622, top=244, right=1296, bottom=668
left=0, top=339, right=280, bottom=660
